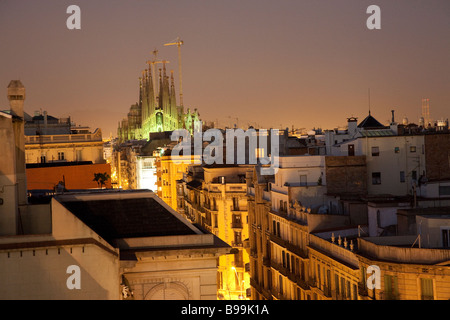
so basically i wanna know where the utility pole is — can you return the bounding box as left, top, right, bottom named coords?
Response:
left=164, top=37, right=184, bottom=108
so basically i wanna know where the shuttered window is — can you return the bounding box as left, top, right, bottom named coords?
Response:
left=420, top=278, right=434, bottom=300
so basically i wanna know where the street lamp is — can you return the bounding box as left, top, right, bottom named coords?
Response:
left=231, top=266, right=244, bottom=300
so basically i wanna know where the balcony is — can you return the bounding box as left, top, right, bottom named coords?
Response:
left=269, top=233, right=308, bottom=259
left=230, top=206, right=247, bottom=212
left=250, top=277, right=272, bottom=300
left=270, top=260, right=309, bottom=291
left=231, top=221, right=243, bottom=229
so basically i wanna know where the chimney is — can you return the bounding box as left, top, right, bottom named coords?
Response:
left=390, top=110, right=398, bottom=135
left=0, top=81, right=28, bottom=235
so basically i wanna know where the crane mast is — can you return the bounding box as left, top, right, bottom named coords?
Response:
left=164, top=37, right=184, bottom=108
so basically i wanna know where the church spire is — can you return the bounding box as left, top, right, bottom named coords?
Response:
left=170, top=70, right=177, bottom=119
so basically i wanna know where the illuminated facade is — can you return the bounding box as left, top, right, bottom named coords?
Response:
left=157, top=151, right=200, bottom=210
left=178, top=164, right=253, bottom=300
left=248, top=155, right=450, bottom=300
left=24, top=110, right=105, bottom=165
left=117, top=63, right=200, bottom=143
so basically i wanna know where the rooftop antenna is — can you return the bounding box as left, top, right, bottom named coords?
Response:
left=368, top=88, right=371, bottom=115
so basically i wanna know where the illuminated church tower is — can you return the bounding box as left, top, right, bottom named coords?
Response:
left=118, top=62, right=200, bottom=143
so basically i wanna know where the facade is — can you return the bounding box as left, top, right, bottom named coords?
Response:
left=327, top=111, right=450, bottom=198
left=24, top=110, right=104, bottom=165
left=117, top=63, right=200, bottom=143
left=157, top=150, right=201, bottom=210
left=247, top=158, right=367, bottom=300
left=247, top=152, right=450, bottom=300
left=178, top=164, right=254, bottom=300
left=357, top=235, right=450, bottom=300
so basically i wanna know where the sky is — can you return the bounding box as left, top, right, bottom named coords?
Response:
left=1, top=0, right=449, bottom=137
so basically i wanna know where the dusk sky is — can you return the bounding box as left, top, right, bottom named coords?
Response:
left=1, top=0, right=449, bottom=137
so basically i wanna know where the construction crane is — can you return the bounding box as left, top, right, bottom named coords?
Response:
left=164, top=37, right=184, bottom=107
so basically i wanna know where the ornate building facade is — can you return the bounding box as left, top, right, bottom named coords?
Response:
left=118, top=63, right=200, bottom=143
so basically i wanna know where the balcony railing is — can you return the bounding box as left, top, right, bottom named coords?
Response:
left=231, top=221, right=243, bottom=229
left=269, top=233, right=308, bottom=259
left=25, top=130, right=102, bottom=144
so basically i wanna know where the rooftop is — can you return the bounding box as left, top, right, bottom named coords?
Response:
left=357, top=113, right=386, bottom=129
left=56, top=191, right=200, bottom=245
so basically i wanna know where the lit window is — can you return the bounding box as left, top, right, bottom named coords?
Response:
left=394, top=147, right=400, bottom=153
left=410, top=146, right=416, bottom=153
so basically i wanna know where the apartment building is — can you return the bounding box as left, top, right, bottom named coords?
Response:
left=178, top=164, right=253, bottom=300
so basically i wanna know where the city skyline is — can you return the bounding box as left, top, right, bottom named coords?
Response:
left=1, top=0, right=449, bottom=137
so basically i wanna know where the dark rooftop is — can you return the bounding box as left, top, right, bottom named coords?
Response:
left=357, top=113, right=385, bottom=129
left=59, top=197, right=198, bottom=245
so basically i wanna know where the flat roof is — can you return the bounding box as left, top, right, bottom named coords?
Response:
left=56, top=191, right=200, bottom=245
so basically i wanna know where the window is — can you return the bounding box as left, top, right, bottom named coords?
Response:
left=410, top=146, right=416, bottom=153
left=255, top=147, right=265, bottom=158
left=335, top=274, right=340, bottom=295
left=412, top=171, right=417, bottom=181
left=286, top=253, right=291, bottom=271
left=394, top=147, right=400, bottom=153
left=420, top=278, right=434, bottom=300
left=442, top=229, right=450, bottom=248
left=233, top=197, right=239, bottom=211
left=439, top=186, right=450, bottom=196
left=300, top=175, right=307, bottom=186
left=377, top=210, right=381, bottom=227
left=279, top=275, right=284, bottom=295
left=232, top=214, right=242, bottom=228
left=372, top=172, right=381, bottom=185
left=384, top=275, right=399, bottom=299
left=371, top=146, right=380, bottom=156
left=348, top=144, right=355, bottom=156
left=400, top=171, right=405, bottom=183
left=234, top=231, right=242, bottom=245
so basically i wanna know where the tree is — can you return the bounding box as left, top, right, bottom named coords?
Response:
left=93, top=172, right=111, bottom=189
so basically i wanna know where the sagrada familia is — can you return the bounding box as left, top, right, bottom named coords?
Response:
left=117, top=62, right=200, bottom=143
